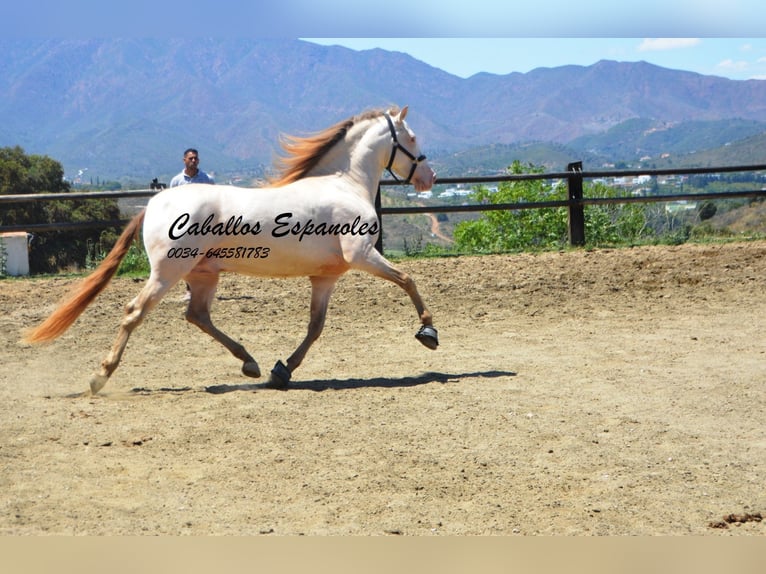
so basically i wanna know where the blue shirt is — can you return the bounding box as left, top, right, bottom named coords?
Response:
left=169, top=170, right=214, bottom=187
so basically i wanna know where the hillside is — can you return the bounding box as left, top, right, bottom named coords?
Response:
left=3, top=39, right=766, bottom=181
left=648, top=131, right=766, bottom=168
left=433, top=142, right=603, bottom=176
left=569, top=118, right=766, bottom=165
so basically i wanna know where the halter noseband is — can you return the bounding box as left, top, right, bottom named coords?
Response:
left=384, top=113, right=426, bottom=184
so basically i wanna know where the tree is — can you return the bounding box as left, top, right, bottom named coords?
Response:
left=454, top=161, right=567, bottom=252
left=0, top=146, right=121, bottom=273
left=454, top=161, right=650, bottom=252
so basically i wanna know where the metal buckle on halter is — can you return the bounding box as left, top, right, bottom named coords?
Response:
left=384, top=113, right=426, bottom=184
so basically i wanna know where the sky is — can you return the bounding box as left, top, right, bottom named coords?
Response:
left=302, top=38, right=766, bottom=81
left=7, top=1, right=765, bottom=37
left=6, top=1, right=766, bottom=81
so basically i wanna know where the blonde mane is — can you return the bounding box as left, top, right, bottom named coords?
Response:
left=268, top=108, right=396, bottom=187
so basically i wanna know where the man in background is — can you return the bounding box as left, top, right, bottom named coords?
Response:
left=170, top=148, right=214, bottom=187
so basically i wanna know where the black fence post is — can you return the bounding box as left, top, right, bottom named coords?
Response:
left=567, top=161, right=585, bottom=246
left=375, top=184, right=384, bottom=254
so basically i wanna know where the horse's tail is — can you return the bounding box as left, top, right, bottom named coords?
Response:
left=23, top=209, right=146, bottom=344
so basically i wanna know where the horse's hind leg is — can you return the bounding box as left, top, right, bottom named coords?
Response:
left=268, top=275, right=338, bottom=388
left=184, top=271, right=261, bottom=378
left=90, top=276, right=172, bottom=394
left=352, top=249, right=438, bottom=350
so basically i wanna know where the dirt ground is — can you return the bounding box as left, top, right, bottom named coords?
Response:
left=1, top=241, right=764, bottom=535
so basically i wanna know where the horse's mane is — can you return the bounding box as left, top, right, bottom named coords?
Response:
left=268, top=108, right=396, bottom=187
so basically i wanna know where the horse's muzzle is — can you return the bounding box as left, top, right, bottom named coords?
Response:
left=412, top=164, right=436, bottom=192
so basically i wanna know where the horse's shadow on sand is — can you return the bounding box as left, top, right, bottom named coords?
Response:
left=200, top=369, right=516, bottom=394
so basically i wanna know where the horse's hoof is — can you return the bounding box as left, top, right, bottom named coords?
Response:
left=89, top=373, right=108, bottom=395
left=266, top=360, right=291, bottom=389
left=242, top=361, right=261, bottom=378
left=415, top=325, right=439, bottom=350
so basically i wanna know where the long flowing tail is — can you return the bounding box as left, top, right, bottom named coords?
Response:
left=23, top=209, right=146, bottom=344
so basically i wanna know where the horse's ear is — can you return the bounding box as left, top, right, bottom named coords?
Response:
left=398, top=106, right=409, bottom=121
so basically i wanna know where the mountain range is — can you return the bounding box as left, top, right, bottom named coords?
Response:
left=3, top=38, right=766, bottom=183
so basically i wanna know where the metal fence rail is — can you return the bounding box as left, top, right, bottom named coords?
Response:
left=3, top=162, right=766, bottom=248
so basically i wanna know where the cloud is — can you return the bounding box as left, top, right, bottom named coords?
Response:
left=717, top=59, right=749, bottom=72
left=638, top=38, right=701, bottom=52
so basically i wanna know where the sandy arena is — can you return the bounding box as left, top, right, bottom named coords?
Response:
left=1, top=241, right=764, bottom=535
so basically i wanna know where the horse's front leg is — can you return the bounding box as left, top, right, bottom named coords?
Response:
left=268, top=275, right=338, bottom=388
left=352, top=248, right=438, bottom=350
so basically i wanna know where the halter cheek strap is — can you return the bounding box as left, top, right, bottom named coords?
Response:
left=384, top=113, right=426, bottom=184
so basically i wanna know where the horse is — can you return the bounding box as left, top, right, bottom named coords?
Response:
left=24, top=105, right=439, bottom=395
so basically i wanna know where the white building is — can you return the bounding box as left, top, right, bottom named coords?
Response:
left=0, top=232, right=30, bottom=276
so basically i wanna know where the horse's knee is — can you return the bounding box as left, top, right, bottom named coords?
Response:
left=119, top=309, right=144, bottom=332
left=121, top=291, right=162, bottom=331
left=184, top=306, right=208, bottom=328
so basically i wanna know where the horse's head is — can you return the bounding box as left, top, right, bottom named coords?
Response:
left=384, top=106, right=436, bottom=192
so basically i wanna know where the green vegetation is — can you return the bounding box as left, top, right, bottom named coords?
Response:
left=78, top=226, right=150, bottom=277
left=451, top=161, right=651, bottom=253
left=0, top=146, right=122, bottom=273
left=114, top=241, right=150, bottom=277
left=394, top=161, right=766, bottom=258
left=0, top=237, right=6, bottom=275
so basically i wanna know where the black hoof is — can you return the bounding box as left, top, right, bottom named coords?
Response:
left=266, top=360, right=291, bottom=389
left=242, top=361, right=261, bottom=378
left=415, top=325, right=439, bottom=350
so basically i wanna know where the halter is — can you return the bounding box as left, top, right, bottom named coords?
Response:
left=384, top=113, right=426, bottom=184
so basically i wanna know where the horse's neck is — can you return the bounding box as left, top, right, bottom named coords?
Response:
left=310, top=117, right=387, bottom=204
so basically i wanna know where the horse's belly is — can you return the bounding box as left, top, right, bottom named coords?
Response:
left=218, top=258, right=351, bottom=278
left=212, top=241, right=351, bottom=278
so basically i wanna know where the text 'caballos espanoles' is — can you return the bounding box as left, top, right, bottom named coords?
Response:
left=168, top=212, right=379, bottom=242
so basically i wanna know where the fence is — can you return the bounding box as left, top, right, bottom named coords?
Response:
left=2, top=162, right=766, bottom=256
left=377, top=162, right=766, bottom=252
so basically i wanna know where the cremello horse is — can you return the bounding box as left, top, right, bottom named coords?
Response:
left=24, top=106, right=438, bottom=394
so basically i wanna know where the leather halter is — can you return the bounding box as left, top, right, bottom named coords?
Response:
left=384, top=113, right=426, bottom=184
